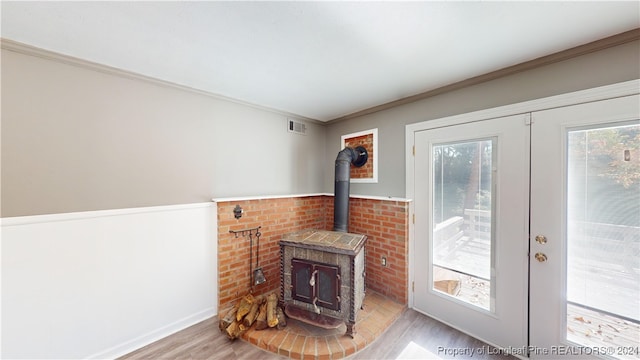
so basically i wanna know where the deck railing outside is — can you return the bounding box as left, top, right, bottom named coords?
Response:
left=433, top=213, right=640, bottom=321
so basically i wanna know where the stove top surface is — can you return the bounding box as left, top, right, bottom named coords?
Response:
left=280, top=229, right=366, bottom=254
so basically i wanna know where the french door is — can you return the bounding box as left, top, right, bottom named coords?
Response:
left=530, top=95, right=639, bottom=359
left=411, top=92, right=639, bottom=358
left=413, top=114, right=530, bottom=350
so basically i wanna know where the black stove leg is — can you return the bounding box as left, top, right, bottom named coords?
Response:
left=345, top=321, right=355, bottom=338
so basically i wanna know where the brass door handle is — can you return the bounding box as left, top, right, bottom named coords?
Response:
left=534, top=252, right=548, bottom=262
left=535, top=235, right=547, bottom=244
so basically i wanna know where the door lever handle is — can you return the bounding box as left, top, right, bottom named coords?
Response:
left=534, top=252, right=548, bottom=262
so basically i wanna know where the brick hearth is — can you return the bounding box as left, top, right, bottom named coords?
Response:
left=241, top=291, right=404, bottom=360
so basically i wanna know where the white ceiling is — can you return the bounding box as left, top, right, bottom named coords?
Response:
left=2, top=1, right=638, bottom=122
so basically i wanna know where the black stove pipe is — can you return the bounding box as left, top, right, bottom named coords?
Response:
left=333, top=146, right=368, bottom=232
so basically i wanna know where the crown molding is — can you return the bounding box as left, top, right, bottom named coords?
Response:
left=0, top=38, right=323, bottom=125
left=328, top=28, right=640, bottom=124
left=3, top=27, right=638, bottom=126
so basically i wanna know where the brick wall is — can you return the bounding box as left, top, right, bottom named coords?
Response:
left=343, top=133, right=374, bottom=179
left=349, top=198, right=409, bottom=305
left=216, top=196, right=327, bottom=309
left=216, top=195, right=409, bottom=311
left=324, top=197, right=409, bottom=304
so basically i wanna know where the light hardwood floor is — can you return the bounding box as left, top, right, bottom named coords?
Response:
left=120, top=308, right=515, bottom=359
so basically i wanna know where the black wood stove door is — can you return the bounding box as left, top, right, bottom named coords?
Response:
left=292, top=259, right=313, bottom=302
left=291, top=258, right=341, bottom=311
left=315, top=263, right=340, bottom=311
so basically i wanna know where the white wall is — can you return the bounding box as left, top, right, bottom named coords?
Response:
left=1, top=203, right=216, bottom=359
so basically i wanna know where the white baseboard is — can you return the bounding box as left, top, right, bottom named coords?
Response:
left=89, top=308, right=217, bottom=359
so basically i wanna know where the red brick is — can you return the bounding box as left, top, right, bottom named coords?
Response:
left=216, top=195, right=408, bottom=309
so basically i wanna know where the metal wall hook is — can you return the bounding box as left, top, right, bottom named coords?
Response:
left=229, top=226, right=261, bottom=238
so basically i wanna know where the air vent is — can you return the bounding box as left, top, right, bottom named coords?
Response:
left=288, top=119, right=307, bottom=135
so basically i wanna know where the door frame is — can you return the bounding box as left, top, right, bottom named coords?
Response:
left=405, top=80, right=640, bottom=345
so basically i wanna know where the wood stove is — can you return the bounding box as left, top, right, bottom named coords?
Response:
left=280, top=229, right=366, bottom=337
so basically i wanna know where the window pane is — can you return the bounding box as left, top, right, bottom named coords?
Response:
left=566, top=123, right=640, bottom=355
left=432, top=139, right=495, bottom=311
left=293, top=261, right=311, bottom=299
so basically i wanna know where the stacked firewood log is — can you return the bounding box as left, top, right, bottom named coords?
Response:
left=218, top=292, right=287, bottom=340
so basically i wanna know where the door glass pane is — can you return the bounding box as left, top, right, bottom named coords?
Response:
left=292, top=260, right=312, bottom=301
left=567, top=123, right=640, bottom=355
left=317, top=264, right=340, bottom=310
left=432, top=139, right=495, bottom=311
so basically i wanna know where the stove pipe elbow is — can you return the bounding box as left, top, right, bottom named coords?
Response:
left=333, top=146, right=368, bottom=232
